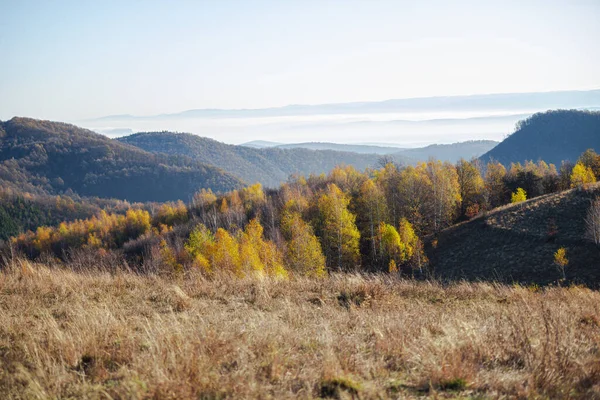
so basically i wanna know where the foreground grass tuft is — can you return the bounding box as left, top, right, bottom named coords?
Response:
left=320, top=376, right=362, bottom=398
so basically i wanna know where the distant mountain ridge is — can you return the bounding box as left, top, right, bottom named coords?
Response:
left=266, top=140, right=498, bottom=161
left=480, top=109, right=600, bottom=166
left=0, top=118, right=243, bottom=202
left=94, top=89, right=600, bottom=120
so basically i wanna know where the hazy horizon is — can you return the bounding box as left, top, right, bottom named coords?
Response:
left=2, top=1, right=599, bottom=145
left=83, top=89, right=600, bottom=146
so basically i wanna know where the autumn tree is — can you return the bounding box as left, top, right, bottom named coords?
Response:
left=239, top=218, right=287, bottom=278
left=554, top=247, right=568, bottom=281
left=376, top=162, right=403, bottom=227
left=355, top=179, right=388, bottom=268
left=511, top=188, right=527, bottom=203
left=484, top=161, right=508, bottom=209
left=558, top=161, right=575, bottom=191
left=185, top=224, right=215, bottom=273
left=155, top=200, right=188, bottom=227
left=316, top=183, right=360, bottom=271
left=570, top=162, right=596, bottom=189
left=578, top=149, right=600, bottom=178
left=192, top=188, right=218, bottom=230
left=375, top=218, right=426, bottom=274
left=221, top=190, right=245, bottom=229
left=241, top=183, right=266, bottom=218
left=424, top=160, right=461, bottom=232
left=212, top=228, right=242, bottom=276
left=280, top=205, right=326, bottom=277
left=456, top=158, right=484, bottom=218
left=328, top=165, right=365, bottom=194
left=397, top=217, right=427, bottom=272
left=396, top=164, right=430, bottom=232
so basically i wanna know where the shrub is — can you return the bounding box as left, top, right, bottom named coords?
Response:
left=511, top=187, right=527, bottom=203
left=554, top=247, right=568, bottom=281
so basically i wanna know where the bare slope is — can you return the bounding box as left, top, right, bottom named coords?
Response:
left=428, top=185, right=600, bottom=286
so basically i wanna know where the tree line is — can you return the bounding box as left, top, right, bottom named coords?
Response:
left=9, top=149, right=600, bottom=277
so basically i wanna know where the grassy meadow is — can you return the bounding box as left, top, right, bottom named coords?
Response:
left=1, top=259, right=599, bottom=399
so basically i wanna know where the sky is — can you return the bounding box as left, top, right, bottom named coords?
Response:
left=1, top=0, right=599, bottom=122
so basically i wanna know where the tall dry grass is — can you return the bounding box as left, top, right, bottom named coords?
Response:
left=1, top=259, right=599, bottom=399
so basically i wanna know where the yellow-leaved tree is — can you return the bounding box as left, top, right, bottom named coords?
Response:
left=484, top=161, right=508, bottom=209
left=398, top=218, right=427, bottom=272
left=155, top=200, right=188, bottom=227
left=356, top=179, right=388, bottom=267
left=511, top=187, right=527, bottom=203
left=376, top=222, right=406, bottom=272
left=570, top=162, right=596, bottom=189
left=185, top=224, right=215, bottom=273
left=239, top=218, right=288, bottom=278
left=212, top=228, right=242, bottom=276
left=281, top=205, right=326, bottom=277
left=456, top=158, right=484, bottom=218
left=316, top=183, right=361, bottom=271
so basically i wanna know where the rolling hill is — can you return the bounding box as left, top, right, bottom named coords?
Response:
left=117, top=132, right=413, bottom=187
left=398, top=140, right=498, bottom=163
left=480, top=109, right=600, bottom=166
left=272, top=140, right=497, bottom=161
left=273, top=142, right=405, bottom=154
left=0, top=118, right=243, bottom=202
left=427, top=184, right=600, bottom=286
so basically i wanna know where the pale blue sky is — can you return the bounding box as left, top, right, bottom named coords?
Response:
left=1, top=0, right=599, bottom=121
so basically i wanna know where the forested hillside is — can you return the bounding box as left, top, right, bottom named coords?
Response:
left=0, top=188, right=139, bottom=241
left=117, top=132, right=412, bottom=187
left=8, top=146, right=600, bottom=285
left=0, top=118, right=243, bottom=202
left=480, top=110, right=600, bottom=166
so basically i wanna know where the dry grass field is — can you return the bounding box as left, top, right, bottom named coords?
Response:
left=1, top=260, right=600, bottom=399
